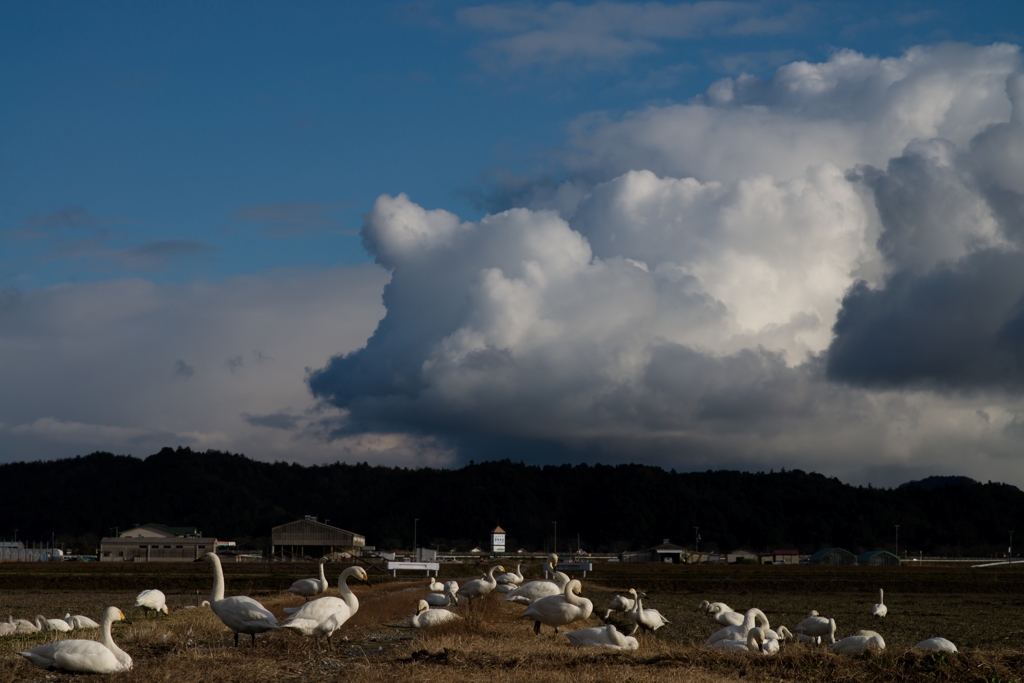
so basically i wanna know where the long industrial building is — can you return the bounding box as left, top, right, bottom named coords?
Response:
left=271, top=516, right=365, bottom=560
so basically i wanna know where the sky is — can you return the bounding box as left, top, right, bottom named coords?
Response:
left=3, top=1, right=1024, bottom=487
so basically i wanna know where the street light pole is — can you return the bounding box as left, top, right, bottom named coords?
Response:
left=1010, top=530, right=1014, bottom=563
left=694, top=526, right=700, bottom=553
left=553, top=522, right=557, bottom=556
left=414, top=518, right=419, bottom=560
left=895, top=525, right=899, bottom=560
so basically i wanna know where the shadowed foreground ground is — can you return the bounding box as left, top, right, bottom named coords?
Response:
left=2, top=562, right=1022, bottom=682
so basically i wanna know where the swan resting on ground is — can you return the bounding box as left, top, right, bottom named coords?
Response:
left=204, top=552, right=280, bottom=646
left=288, top=557, right=330, bottom=601
left=708, top=627, right=765, bottom=653
left=913, top=637, right=957, bottom=652
left=872, top=588, right=887, bottom=618
left=565, top=624, right=638, bottom=650
left=428, top=577, right=445, bottom=592
left=830, top=633, right=885, bottom=654
left=425, top=584, right=459, bottom=607
left=35, top=615, right=73, bottom=632
left=64, top=613, right=100, bottom=630
left=629, top=589, right=670, bottom=636
left=497, top=564, right=524, bottom=585
left=411, top=600, right=462, bottom=628
left=135, top=589, right=169, bottom=616
left=18, top=607, right=132, bottom=673
left=705, top=607, right=768, bottom=645
left=521, top=579, right=593, bottom=634
left=282, top=566, right=370, bottom=642
left=7, top=615, right=39, bottom=634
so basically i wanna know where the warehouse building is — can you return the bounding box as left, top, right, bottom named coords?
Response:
left=857, top=550, right=901, bottom=566
left=808, top=547, right=857, bottom=565
left=271, top=516, right=366, bottom=561
left=100, top=523, right=217, bottom=562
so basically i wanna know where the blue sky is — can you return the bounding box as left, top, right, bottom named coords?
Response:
left=4, top=1, right=1024, bottom=487
left=4, top=1, right=1020, bottom=288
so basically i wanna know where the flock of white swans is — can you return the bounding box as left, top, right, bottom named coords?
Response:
left=4, top=553, right=959, bottom=674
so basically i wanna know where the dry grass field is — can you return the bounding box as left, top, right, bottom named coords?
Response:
left=3, top=561, right=1024, bottom=682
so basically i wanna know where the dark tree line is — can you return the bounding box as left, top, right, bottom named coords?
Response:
left=1, top=447, right=1019, bottom=558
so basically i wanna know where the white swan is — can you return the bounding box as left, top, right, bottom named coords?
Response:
left=521, top=579, right=593, bottom=634
left=497, top=564, right=524, bottom=585
left=288, top=557, right=330, bottom=601
left=708, top=627, right=765, bottom=653
left=135, top=589, right=169, bottom=616
left=830, top=632, right=885, bottom=654
left=0, top=621, right=15, bottom=637
left=628, top=589, right=669, bottom=636
left=204, top=552, right=280, bottom=646
left=603, top=593, right=637, bottom=620
left=793, top=614, right=836, bottom=644
left=64, top=613, right=100, bottom=630
left=457, top=565, right=505, bottom=604
left=35, top=614, right=74, bottom=632
left=708, top=607, right=746, bottom=626
left=872, top=588, right=887, bottom=618
left=913, top=637, right=957, bottom=652
left=705, top=608, right=768, bottom=646
left=565, top=624, right=638, bottom=650
left=411, top=600, right=462, bottom=628
left=444, top=580, right=459, bottom=594
left=502, top=570, right=571, bottom=605
left=8, top=615, right=39, bottom=634
left=697, top=600, right=734, bottom=615
left=424, top=584, right=459, bottom=607
left=427, top=577, right=445, bottom=593
left=281, top=566, right=370, bottom=639
left=18, top=607, right=132, bottom=673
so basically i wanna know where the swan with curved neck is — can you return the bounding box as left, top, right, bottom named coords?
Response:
left=497, top=564, right=525, bottom=585
left=204, top=552, right=279, bottom=646
left=34, top=614, right=73, bottom=632
left=705, top=607, right=767, bottom=645
left=18, top=607, right=132, bottom=673
left=282, top=566, right=370, bottom=640
left=521, top=579, right=593, bottom=634
left=872, top=588, right=887, bottom=617
left=629, top=589, right=670, bottom=636
left=64, top=613, right=100, bottom=630
left=457, top=565, right=505, bottom=604
left=288, top=557, right=330, bottom=601
left=565, top=624, right=639, bottom=650
left=708, top=626, right=765, bottom=653
left=603, top=592, right=637, bottom=620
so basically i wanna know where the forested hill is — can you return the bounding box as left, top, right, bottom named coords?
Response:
left=3, top=447, right=1021, bottom=558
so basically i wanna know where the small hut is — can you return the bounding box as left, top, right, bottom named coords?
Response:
left=808, top=547, right=856, bottom=565
left=857, top=550, right=901, bottom=566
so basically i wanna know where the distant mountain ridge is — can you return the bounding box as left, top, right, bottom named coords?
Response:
left=898, top=475, right=978, bottom=491
left=1, top=447, right=1022, bottom=558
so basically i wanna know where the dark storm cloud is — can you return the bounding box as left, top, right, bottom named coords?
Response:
left=827, top=73, right=1024, bottom=391
left=827, top=249, right=1024, bottom=391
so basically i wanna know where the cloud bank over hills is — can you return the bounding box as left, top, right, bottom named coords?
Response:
left=309, top=43, right=1024, bottom=485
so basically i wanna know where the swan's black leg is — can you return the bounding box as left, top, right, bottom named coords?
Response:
left=534, top=621, right=541, bottom=635
left=234, top=631, right=240, bottom=647
left=251, top=633, right=257, bottom=646
left=554, top=627, right=559, bottom=634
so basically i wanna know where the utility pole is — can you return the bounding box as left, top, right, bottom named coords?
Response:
left=413, top=518, right=419, bottom=559
left=553, top=522, right=557, bottom=556
left=1010, top=530, right=1014, bottom=563
left=895, top=524, right=899, bottom=561
left=694, top=526, right=700, bottom=553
